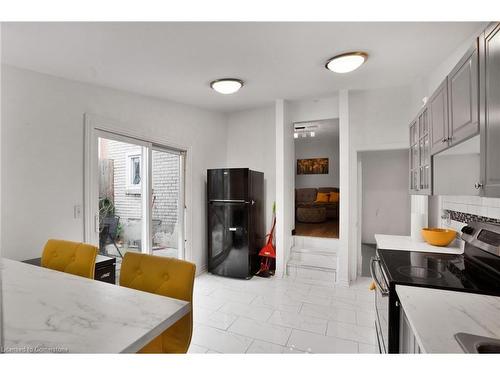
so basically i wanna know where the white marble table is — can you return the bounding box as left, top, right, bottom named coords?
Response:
left=375, top=234, right=463, bottom=255
left=0, top=258, right=190, bottom=353
left=396, top=285, right=500, bottom=353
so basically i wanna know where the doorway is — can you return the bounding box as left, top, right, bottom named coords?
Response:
left=358, top=149, right=410, bottom=276
left=293, top=119, right=340, bottom=239
left=85, top=120, right=186, bottom=260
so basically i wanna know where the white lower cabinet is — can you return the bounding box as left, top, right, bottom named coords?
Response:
left=399, top=308, right=422, bottom=354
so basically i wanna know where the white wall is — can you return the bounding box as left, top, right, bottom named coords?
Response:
left=0, top=28, right=2, bottom=260
left=360, top=149, right=411, bottom=243
left=295, top=132, right=339, bottom=189
left=349, top=86, right=412, bottom=150
left=1, top=65, right=227, bottom=272
left=348, top=85, right=414, bottom=280
left=225, top=105, right=276, bottom=231
left=288, top=96, right=339, bottom=123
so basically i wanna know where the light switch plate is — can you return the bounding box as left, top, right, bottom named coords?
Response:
left=74, top=205, right=82, bottom=219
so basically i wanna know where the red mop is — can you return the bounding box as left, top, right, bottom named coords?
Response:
left=255, top=216, right=276, bottom=278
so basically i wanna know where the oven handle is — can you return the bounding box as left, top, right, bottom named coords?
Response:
left=370, top=257, right=390, bottom=296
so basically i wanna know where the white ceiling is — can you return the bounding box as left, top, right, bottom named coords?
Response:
left=1, top=22, right=484, bottom=112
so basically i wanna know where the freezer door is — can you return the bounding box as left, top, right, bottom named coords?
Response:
left=208, top=201, right=250, bottom=278
left=208, top=169, right=248, bottom=201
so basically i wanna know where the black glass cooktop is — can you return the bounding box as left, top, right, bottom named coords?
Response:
left=377, top=248, right=500, bottom=296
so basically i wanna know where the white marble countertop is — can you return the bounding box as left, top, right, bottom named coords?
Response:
left=1, top=258, right=190, bottom=353
left=375, top=234, right=463, bottom=254
left=396, top=285, right=500, bottom=353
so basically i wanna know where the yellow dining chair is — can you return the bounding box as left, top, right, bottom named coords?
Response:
left=119, top=252, right=196, bottom=354
left=41, top=239, right=98, bottom=279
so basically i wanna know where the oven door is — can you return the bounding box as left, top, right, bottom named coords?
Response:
left=370, top=257, right=390, bottom=353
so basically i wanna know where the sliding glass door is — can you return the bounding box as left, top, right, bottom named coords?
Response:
left=87, top=128, right=185, bottom=259
left=97, top=135, right=147, bottom=257
left=151, top=147, right=185, bottom=259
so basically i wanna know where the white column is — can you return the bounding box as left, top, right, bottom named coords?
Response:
left=274, top=99, right=295, bottom=278
left=275, top=99, right=285, bottom=277
left=337, top=90, right=350, bottom=286
left=0, top=23, right=4, bottom=351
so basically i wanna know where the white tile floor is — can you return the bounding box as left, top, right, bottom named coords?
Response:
left=189, top=273, right=379, bottom=354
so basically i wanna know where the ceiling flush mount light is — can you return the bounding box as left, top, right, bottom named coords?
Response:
left=210, top=78, right=244, bottom=94
left=325, top=52, right=368, bottom=73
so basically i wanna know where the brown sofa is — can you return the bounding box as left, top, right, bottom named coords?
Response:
left=295, top=187, right=339, bottom=221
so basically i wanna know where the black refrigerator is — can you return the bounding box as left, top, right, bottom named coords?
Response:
left=207, top=168, right=264, bottom=279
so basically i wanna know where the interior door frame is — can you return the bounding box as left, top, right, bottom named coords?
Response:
left=84, top=113, right=190, bottom=260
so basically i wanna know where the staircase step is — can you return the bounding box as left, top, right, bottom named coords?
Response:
left=291, top=246, right=336, bottom=256
left=288, top=236, right=338, bottom=283
left=289, top=251, right=337, bottom=269
left=293, top=236, right=339, bottom=253
left=287, top=259, right=336, bottom=271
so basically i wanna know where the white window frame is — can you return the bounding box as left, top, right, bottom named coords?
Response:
left=84, top=113, right=190, bottom=261
left=125, top=151, right=142, bottom=194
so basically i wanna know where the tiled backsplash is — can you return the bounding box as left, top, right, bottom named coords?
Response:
left=441, top=196, right=500, bottom=219
left=448, top=210, right=500, bottom=225
left=439, top=195, right=500, bottom=232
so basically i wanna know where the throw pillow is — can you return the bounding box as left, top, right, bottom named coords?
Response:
left=329, top=192, right=340, bottom=203
left=315, top=192, right=330, bottom=203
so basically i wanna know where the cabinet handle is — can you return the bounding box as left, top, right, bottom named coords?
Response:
left=474, top=183, right=484, bottom=189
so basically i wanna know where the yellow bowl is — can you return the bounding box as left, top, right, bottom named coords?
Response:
left=421, top=228, right=457, bottom=247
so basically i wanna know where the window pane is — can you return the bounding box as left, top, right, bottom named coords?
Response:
left=151, top=149, right=181, bottom=258
left=98, top=137, right=143, bottom=256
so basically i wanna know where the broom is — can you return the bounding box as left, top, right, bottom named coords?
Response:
left=255, top=204, right=276, bottom=278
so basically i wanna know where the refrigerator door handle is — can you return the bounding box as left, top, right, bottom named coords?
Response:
left=210, top=199, right=249, bottom=203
